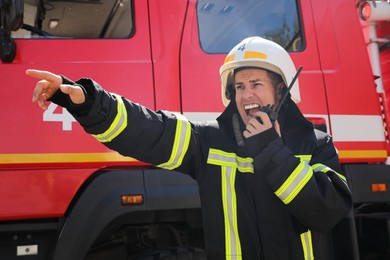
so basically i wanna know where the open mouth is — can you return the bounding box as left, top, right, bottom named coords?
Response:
left=244, top=103, right=261, bottom=118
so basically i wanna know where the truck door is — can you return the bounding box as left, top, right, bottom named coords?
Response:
left=180, top=0, right=329, bottom=126
left=0, top=0, right=154, bottom=166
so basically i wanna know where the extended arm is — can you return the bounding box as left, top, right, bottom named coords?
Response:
left=28, top=70, right=202, bottom=179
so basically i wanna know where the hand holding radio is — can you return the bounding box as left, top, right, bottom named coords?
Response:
left=243, top=108, right=281, bottom=138
left=256, top=104, right=278, bottom=124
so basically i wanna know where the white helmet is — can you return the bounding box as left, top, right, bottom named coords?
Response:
left=219, top=36, right=301, bottom=106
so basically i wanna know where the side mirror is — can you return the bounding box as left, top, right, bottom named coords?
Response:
left=0, top=30, right=15, bottom=63
left=0, top=0, right=24, bottom=63
left=0, top=0, right=24, bottom=33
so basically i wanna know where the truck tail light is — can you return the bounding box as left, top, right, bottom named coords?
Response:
left=359, top=2, right=372, bottom=21
left=359, top=1, right=390, bottom=22
left=121, top=194, right=144, bottom=205
left=371, top=183, right=387, bottom=193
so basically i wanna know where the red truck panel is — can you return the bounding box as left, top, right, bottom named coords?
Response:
left=0, top=0, right=389, bottom=222
left=309, top=0, right=387, bottom=162
left=0, top=1, right=153, bottom=167
left=149, top=0, right=188, bottom=111
left=0, top=168, right=96, bottom=220
left=0, top=0, right=153, bottom=220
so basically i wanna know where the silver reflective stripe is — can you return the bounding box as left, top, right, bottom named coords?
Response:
left=295, top=154, right=312, bottom=163
left=158, top=113, right=191, bottom=170
left=312, top=163, right=348, bottom=184
left=275, top=161, right=313, bottom=204
left=208, top=148, right=247, bottom=259
left=207, top=149, right=253, bottom=173
left=300, top=230, right=314, bottom=260
left=222, top=166, right=242, bottom=259
left=93, top=94, right=127, bottom=143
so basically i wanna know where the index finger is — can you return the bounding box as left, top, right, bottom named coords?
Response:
left=26, top=69, right=62, bottom=84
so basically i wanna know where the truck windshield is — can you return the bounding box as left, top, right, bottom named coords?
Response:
left=197, top=0, right=303, bottom=53
left=12, top=0, right=133, bottom=39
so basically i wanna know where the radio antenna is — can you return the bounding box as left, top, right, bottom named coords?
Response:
left=275, top=66, right=303, bottom=113
left=261, top=66, right=303, bottom=123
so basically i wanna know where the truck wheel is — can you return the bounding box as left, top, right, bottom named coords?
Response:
left=132, top=247, right=207, bottom=260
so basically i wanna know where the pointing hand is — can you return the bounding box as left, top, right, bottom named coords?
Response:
left=27, top=69, right=85, bottom=110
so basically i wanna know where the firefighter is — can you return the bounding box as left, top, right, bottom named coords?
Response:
left=27, top=36, right=352, bottom=260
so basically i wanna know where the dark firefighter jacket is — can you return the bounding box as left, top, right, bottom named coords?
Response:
left=54, top=77, right=352, bottom=260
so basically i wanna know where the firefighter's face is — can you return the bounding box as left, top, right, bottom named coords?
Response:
left=234, top=68, right=281, bottom=125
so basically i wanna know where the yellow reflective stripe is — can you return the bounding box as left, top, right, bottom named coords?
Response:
left=207, top=148, right=245, bottom=259
left=297, top=157, right=348, bottom=185
left=275, top=161, right=313, bottom=204
left=300, top=230, right=314, bottom=260
left=224, top=54, right=235, bottom=63
left=207, top=148, right=253, bottom=173
left=157, top=113, right=191, bottom=170
left=244, top=51, right=267, bottom=59
left=338, top=149, right=387, bottom=160
left=312, top=163, right=348, bottom=184
left=92, top=94, right=127, bottom=143
left=222, top=166, right=242, bottom=260
left=296, top=154, right=312, bottom=163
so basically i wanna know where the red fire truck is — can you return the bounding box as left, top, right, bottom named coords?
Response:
left=0, top=0, right=389, bottom=259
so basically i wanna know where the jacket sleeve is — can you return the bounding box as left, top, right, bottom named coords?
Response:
left=62, top=78, right=203, bottom=179
left=252, top=131, right=352, bottom=234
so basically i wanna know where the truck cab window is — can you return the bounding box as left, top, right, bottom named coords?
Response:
left=12, top=0, right=133, bottom=39
left=196, top=0, right=303, bottom=53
